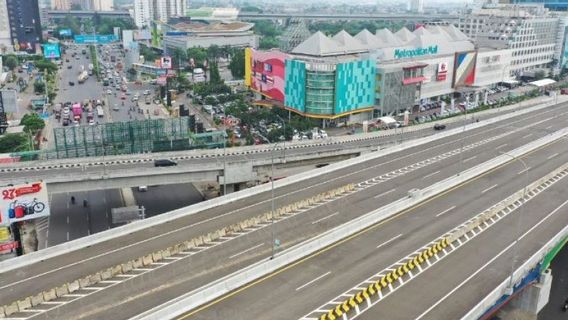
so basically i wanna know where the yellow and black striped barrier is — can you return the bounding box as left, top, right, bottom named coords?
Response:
left=319, top=237, right=450, bottom=320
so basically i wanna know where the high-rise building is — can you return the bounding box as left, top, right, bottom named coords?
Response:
left=0, top=0, right=11, bottom=53
left=5, top=0, right=42, bottom=52
left=92, top=0, right=113, bottom=11
left=134, top=0, right=184, bottom=27
left=51, top=0, right=70, bottom=10
left=458, top=4, right=563, bottom=76
left=134, top=0, right=152, bottom=28
left=409, top=0, right=424, bottom=13
left=515, top=0, right=568, bottom=11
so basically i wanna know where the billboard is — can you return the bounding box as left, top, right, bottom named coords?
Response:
left=437, top=62, right=448, bottom=81
left=160, top=56, right=172, bottom=69
left=453, top=51, right=477, bottom=88
left=247, top=49, right=288, bottom=102
left=59, top=29, right=72, bottom=37
left=74, top=34, right=117, bottom=44
left=0, top=181, right=50, bottom=226
left=43, top=43, right=61, bottom=59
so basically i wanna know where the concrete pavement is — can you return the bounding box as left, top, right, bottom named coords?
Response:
left=180, top=130, right=568, bottom=320
left=2, top=101, right=568, bottom=319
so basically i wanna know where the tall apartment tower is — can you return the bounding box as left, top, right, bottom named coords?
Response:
left=134, top=0, right=185, bottom=27
left=92, top=0, right=113, bottom=11
left=409, top=0, right=424, bottom=13
left=51, top=0, right=70, bottom=10
left=134, top=0, right=152, bottom=28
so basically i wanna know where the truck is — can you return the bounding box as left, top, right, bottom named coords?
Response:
left=78, top=71, right=88, bottom=84
left=72, top=103, right=82, bottom=120
left=54, top=103, right=62, bottom=120
left=96, top=105, right=104, bottom=118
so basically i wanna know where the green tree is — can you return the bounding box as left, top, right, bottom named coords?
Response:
left=187, top=47, right=207, bottom=67
left=209, top=61, right=222, bottom=84
left=259, top=37, right=279, bottom=50
left=0, top=133, right=29, bottom=152
left=229, top=49, right=245, bottom=79
left=33, top=81, right=45, bottom=94
left=207, top=45, right=221, bottom=63
left=35, top=60, right=58, bottom=74
left=4, top=55, right=17, bottom=71
left=253, top=20, right=281, bottom=37
left=127, top=67, right=137, bottom=76
left=140, top=44, right=159, bottom=63
left=20, top=113, right=45, bottom=134
left=171, top=48, right=187, bottom=69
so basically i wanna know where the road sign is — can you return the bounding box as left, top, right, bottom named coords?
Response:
left=0, top=241, right=18, bottom=252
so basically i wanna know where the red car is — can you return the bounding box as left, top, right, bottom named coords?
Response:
left=120, top=94, right=126, bottom=100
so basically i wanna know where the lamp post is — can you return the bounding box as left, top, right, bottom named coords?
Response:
left=223, top=129, right=227, bottom=195
left=257, top=132, right=281, bottom=259
left=275, top=114, right=286, bottom=162
left=499, top=151, right=529, bottom=295
left=458, top=94, right=470, bottom=175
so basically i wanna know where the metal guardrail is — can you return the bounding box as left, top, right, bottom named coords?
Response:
left=130, top=125, right=568, bottom=320
left=0, top=99, right=557, bottom=274
left=461, top=225, right=568, bottom=320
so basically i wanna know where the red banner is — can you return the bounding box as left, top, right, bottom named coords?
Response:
left=0, top=241, right=18, bottom=251
left=2, top=183, right=42, bottom=200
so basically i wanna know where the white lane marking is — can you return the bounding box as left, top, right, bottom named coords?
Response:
left=422, top=170, right=441, bottom=180
left=519, top=199, right=568, bottom=241
left=229, top=243, right=265, bottom=259
left=496, top=143, right=508, bottom=149
left=376, top=234, right=403, bottom=249
left=547, top=153, right=559, bottom=160
left=415, top=198, right=568, bottom=320
left=481, top=184, right=498, bottom=194
left=463, top=156, right=477, bottom=163
left=414, top=241, right=515, bottom=320
left=311, top=212, right=340, bottom=224
left=374, top=189, right=396, bottom=199
left=0, top=113, right=549, bottom=291
left=522, top=133, right=533, bottom=139
left=517, top=167, right=531, bottom=175
left=66, top=232, right=69, bottom=241
left=66, top=216, right=69, bottom=224
left=435, top=206, right=457, bottom=217
left=545, top=125, right=553, bottom=130
left=296, top=271, right=331, bottom=291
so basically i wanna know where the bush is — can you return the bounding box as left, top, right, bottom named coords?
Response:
left=20, top=113, right=45, bottom=134
left=0, top=133, right=30, bottom=152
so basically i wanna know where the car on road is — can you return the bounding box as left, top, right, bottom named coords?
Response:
left=154, top=159, right=177, bottom=167
left=69, top=81, right=75, bottom=86
left=67, top=65, right=72, bottom=69
left=131, top=96, right=138, bottom=102
left=88, top=119, right=95, bottom=125
left=65, top=59, right=69, bottom=62
left=106, top=89, right=112, bottom=94
left=120, top=94, right=126, bottom=100
left=144, top=90, right=150, bottom=95
left=113, top=104, right=119, bottom=111
left=434, top=123, right=446, bottom=130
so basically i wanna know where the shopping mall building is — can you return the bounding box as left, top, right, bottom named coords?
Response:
left=246, top=25, right=513, bottom=124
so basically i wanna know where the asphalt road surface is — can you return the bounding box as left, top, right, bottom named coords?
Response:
left=180, top=127, right=568, bottom=320
left=40, top=183, right=205, bottom=248
left=0, top=96, right=558, bottom=187
left=2, top=100, right=568, bottom=319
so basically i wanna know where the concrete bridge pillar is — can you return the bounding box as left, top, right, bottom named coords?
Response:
left=498, top=269, right=552, bottom=320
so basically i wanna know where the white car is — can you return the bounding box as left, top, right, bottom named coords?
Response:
left=106, top=89, right=112, bottom=94
left=88, top=119, right=95, bottom=125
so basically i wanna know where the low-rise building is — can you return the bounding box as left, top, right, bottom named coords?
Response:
left=160, top=21, right=259, bottom=51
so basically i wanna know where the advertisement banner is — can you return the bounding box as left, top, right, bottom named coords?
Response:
left=437, top=62, right=448, bottom=81
left=0, top=182, right=50, bottom=226
left=0, top=241, right=18, bottom=252
left=74, top=34, right=117, bottom=44
left=43, top=43, right=61, bottom=59
left=59, top=29, right=73, bottom=37
left=160, top=56, right=172, bottom=69
left=247, top=49, right=288, bottom=102
left=453, top=51, right=477, bottom=88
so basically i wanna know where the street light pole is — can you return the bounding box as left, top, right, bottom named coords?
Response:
left=275, top=114, right=286, bottom=162
left=258, top=132, right=279, bottom=259
left=223, top=130, right=227, bottom=195
left=500, top=151, right=529, bottom=295
left=458, top=94, right=469, bottom=175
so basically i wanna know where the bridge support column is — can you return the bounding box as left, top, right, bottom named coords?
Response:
left=220, top=182, right=247, bottom=195
left=499, top=269, right=552, bottom=319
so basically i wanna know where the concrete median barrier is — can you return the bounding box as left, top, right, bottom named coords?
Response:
left=4, top=303, right=17, bottom=316
left=30, top=293, right=44, bottom=307
left=67, top=280, right=80, bottom=293
left=131, top=126, right=568, bottom=320
left=55, top=285, right=68, bottom=297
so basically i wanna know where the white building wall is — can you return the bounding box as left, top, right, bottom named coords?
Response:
left=474, top=49, right=513, bottom=87
left=419, top=55, right=456, bottom=100
left=92, top=0, right=113, bottom=11
left=163, top=34, right=259, bottom=50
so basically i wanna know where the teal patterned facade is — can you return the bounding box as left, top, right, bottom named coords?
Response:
left=283, top=58, right=376, bottom=117
left=284, top=59, right=306, bottom=113
left=334, top=59, right=376, bottom=115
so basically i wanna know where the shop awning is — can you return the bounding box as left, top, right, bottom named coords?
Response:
left=529, top=78, right=556, bottom=87
left=403, top=76, right=427, bottom=85
left=402, top=63, right=428, bottom=70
